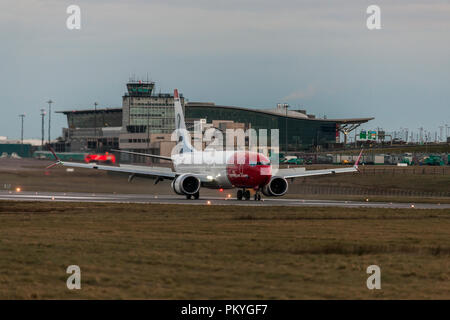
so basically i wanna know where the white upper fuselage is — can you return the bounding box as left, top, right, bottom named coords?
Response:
left=173, top=150, right=238, bottom=189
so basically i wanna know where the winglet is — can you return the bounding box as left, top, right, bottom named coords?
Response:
left=48, top=146, right=60, bottom=161
left=354, top=149, right=363, bottom=169
left=174, top=89, right=179, bottom=99
left=46, top=146, right=61, bottom=169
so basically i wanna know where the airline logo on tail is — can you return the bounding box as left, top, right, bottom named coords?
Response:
left=173, top=89, right=194, bottom=154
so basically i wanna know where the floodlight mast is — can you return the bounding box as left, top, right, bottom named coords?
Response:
left=47, top=99, right=53, bottom=144
left=40, top=108, right=45, bottom=147
left=19, top=114, right=25, bottom=144
left=94, top=102, right=98, bottom=152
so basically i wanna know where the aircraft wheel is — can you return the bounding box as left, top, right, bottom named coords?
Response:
left=193, top=192, right=200, bottom=200
left=237, top=190, right=243, bottom=200
left=254, top=194, right=258, bottom=201
left=257, top=194, right=261, bottom=201
left=244, top=190, right=251, bottom=200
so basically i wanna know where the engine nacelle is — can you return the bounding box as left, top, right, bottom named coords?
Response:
left=171, top=174, right=201, bottom=195
left=262, top=176, right=288, bottom=197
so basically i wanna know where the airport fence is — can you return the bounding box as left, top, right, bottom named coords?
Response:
left=359, top=166, right=450, bottom=175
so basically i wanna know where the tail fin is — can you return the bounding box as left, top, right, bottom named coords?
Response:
left=354, top=149, right=363, bottom=170
left=174, top=89, right=194, bottom=153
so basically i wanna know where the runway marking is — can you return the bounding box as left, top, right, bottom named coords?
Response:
left=0, top=194, right=113, bottom=200
left=0, top=191, right=448, bottom=209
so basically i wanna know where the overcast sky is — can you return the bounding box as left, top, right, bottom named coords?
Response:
left=1, top=0, right=449, bottom=139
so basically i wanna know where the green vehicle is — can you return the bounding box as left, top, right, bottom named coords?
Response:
left=284, top=158, right=303, bottom=165
left=423, top=155, right=444, bottom=166
left=401, top=158, right=411, bottom=165
left=268, top=152, right=285, bottom=164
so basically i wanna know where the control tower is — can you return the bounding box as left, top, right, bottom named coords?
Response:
left=126, top=80, right=155, bottom=96
left=120, top=80, right=185, bottom=157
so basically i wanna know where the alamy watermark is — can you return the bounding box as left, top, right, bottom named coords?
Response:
left=64, top=5, right=381, bottom=32
left=170, top=124, right=280, bottom=175
left=66, top=5, right=81, bottom=30
left=66, top=265, right=81, bottom=290
left=366, top=265, right=381, bottom=290
left=366, top=5, right=381, bottom=30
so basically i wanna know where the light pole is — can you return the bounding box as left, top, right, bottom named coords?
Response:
left=19, top=114, right=25, bottom=144
left=439, top=126, right=444, bottom=142
left=285, top=104, right=289, bottom=152
left=147, top=106, right=150, bottom=154
left=47, top=100, right=53, bottom=144
left=40, top=109, right=45, bottom=147
left=94, top=102, right=98, bottom=152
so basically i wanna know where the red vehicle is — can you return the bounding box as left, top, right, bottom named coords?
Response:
left=84, top=152, right=116, bottom=164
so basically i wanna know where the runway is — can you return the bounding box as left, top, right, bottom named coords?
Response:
left=0, top=190, right=448, bottom=209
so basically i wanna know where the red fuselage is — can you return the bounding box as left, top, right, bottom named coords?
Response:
left=226, top=151, right=272, bottom=189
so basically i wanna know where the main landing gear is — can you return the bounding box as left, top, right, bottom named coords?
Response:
left=186, top=192, right=200, bottom=200
left=237, top=189, right=262, bottom=201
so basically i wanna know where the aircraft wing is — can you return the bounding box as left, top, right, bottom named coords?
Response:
left=53, top=161, right=178, bottom=179
left=53, top=161, right=215, bottom=183
left=46, top=148, right=212, bottom=182
left=277, top=149, right=363, bottom=179
left=278, top=166, right=358, bottom=179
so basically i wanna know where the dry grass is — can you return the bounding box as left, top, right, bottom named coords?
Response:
left=0, top=201, right=449, bottom=299
left=298, top=172, right=450, bottom=193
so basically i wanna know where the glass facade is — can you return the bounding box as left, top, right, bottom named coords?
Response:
left=126, top=82, right=155, bottom=96
left=129, top=105, right=175, bottom=133
left=122, top=82, right=183, bottom=135
left=64, top=109, right=122, bottom=129
left=185, top=104, right=338, bottom=151
left=60, top=103, right=349, bottom=152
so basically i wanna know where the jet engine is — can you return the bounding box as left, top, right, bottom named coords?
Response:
left=262, top=176, right=288, bottom=197
left=171, top=174, right=201, bottom=195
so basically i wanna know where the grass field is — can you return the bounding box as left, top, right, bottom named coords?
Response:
left=292, top=169, right=450, bottom=194
left=0, top=201, right=449, bottom=299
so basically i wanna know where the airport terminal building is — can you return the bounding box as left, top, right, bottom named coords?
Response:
left=185, top=102, right=372, bottom=151
left=57, top=81, right=373, bottom=156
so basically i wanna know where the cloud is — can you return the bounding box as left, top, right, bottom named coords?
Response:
left=0, top=0, right=449, bottom=138
left=283, top=85, right=317, bottom=101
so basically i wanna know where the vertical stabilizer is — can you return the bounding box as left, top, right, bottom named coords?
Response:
left=174, top=89, right=194, bottom=153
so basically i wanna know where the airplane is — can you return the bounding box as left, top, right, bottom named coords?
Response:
left=47, top=89, right=363, bottom=201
